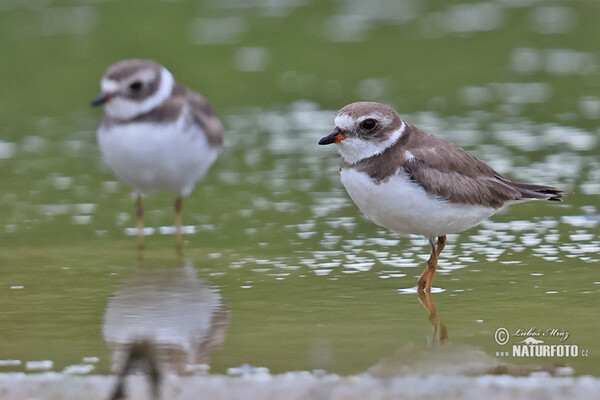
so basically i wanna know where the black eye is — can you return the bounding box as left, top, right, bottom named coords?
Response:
left=129, top=81, right=143, bottom=91
left=360, top=119, right=377, bottom=131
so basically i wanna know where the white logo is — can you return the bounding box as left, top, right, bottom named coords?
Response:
left=515, top=337, right=544, bottom=345
left=494, top=327, right=509, bottom=345
left=494, top=326, right=588, bottom=358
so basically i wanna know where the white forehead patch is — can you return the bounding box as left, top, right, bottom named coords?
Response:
left=334, top=114, right=355, bottom=131
left=100, top=78, right=120, bottom=93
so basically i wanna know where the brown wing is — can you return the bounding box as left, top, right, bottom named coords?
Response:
left=399, top=125, right=563, bottom=207
left=181, top=86, right=224, bottom=147
left=403, top=149, right=519, bottom=208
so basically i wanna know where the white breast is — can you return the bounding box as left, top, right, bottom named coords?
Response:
left=340, top=168, right=497, bottom=238
left=97, top=120, right=219, bottom=196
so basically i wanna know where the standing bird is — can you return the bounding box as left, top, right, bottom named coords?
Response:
left=92, top=59, right=224, bottom=247
left=319, top=102, right=563, bottom=291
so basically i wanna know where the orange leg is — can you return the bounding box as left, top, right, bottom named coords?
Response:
left=436, top=235, right=446, bottom=257
left=174, top=196, right=183, bottom=259
left=174, top=196, right=183, bottom=234
left=135, top=195, right=145, bottom=250
left=417, top=235, right=447, bottom=292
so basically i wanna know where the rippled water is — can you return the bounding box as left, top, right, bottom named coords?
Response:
left=0, top=0, right=599, bottom=397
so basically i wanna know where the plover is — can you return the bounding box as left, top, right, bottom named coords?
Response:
left=92, top=59, right=224, bottom=245
left=319, top=102, right=563, bottom=291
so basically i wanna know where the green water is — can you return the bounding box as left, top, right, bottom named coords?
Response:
left=1, top=0, right=599, bottom=378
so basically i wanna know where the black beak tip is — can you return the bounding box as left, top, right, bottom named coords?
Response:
left=91, top=93, right=109, bottom=107
left=318, top=136, right=333, bottom=145
left=318, top=130, right=342, bottom=145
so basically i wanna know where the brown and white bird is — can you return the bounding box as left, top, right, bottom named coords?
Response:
left=92, top=59, right=224, bottom=245
left=319, top=102, right=563, bottom=291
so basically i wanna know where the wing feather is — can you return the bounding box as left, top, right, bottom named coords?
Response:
left=398, top=128, right=562, bottom=207
left=179, top=85, right=224, bottom=147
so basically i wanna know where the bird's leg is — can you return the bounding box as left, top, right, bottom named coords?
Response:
left=174, top=196, right=183, bottom=258
left=436, top=235, right=447, bottom=257
left=174, top=196, right=183, bottom=233
left=135, top=194, right=145, bottom=250
left=417, top=235, right=446, bottom=291
left=418, top=240, right=438, bottom=291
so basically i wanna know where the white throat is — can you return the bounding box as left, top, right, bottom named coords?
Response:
left=337, top=121, right=405, bottom=164
left=104, top=67, right=175, bottom=120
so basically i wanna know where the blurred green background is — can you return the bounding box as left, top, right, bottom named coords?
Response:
left=0, top=0, right=599, bottom=378
left=2, top=0, right=599, bottom=121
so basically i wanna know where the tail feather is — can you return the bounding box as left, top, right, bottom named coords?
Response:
left=496, top=176, right=565, bottom=202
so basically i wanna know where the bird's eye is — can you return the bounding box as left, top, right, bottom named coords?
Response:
left=129, top=81, right=143, bottom=91
left=360, top=119, right=377, bottom=131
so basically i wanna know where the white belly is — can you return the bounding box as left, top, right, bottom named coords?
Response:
left=340, top=168, right=497, bottom=237
left=97, top=122, right=219, bottom=196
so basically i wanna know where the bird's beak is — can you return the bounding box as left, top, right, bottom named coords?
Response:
left=91, top=92, right=114, bottom=107
left=318, top=128, right=346, bottom=145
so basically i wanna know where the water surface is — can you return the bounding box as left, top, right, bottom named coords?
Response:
left=0, top=0, right=598, bottom=386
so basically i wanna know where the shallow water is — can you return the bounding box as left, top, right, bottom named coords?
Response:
left=2, top=373, right=600, bottom=400
left=0, top=0, right=599, bottom=391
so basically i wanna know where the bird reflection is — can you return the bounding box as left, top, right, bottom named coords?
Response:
left=369, top=289, right=566, bottom=378
left=417, top=288, right=448, bottom=346
left=108, top=341, right=161, bottom=400
left=134, top=232, right=185, bottom=267
left=102, top=262, right=230, bottom=375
